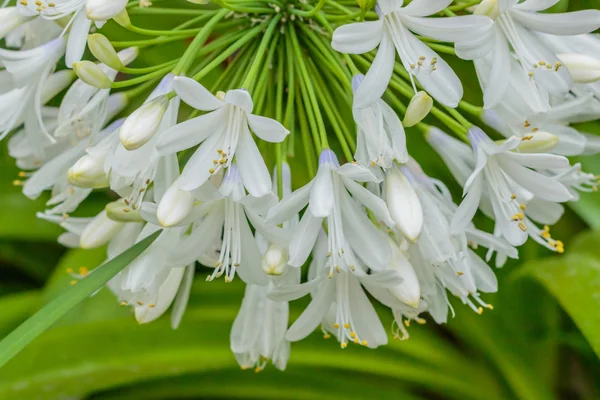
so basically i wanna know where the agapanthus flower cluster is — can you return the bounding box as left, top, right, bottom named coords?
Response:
left=2, top=0, right=600, bottom=372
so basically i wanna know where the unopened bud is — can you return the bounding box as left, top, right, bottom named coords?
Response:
left=557, top=53, right=600, bottom=83
left=355, top=0, right=376, bottom=10
left=474, top=0, right=499, bottom=18
left=157, top=184, right=194, bottom=227
left=262, top=245, right=288, bottom=276
left=120, top=95, right=170, bottom=150
left=112, top=8, right=131, bottom=27
left=86, top=0, right=128, bottom=21
left=88, top=34, right=123, bottom=70
left=105, top=199, right=144, bottom=222
left=385, top=165, right=423, bottom=243
left=403, top=91, right=433, bottom=127
left=80, top=210, right=124, bottom=249
left=515, top=131, right=559, bottom=153
left=72, top=61, right=112, bottom=89
left=68, top=154, right=109, bottom=189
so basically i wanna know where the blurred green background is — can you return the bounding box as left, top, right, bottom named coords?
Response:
left=2, top=1, right=600, bottom=399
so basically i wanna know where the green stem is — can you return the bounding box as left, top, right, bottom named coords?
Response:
left=241, top=16, right=282, bottom=92
left=172, top=9, right=230, bottom=76
left=296, top=92, right=317, bottom=177
left=288, top=0, right=326, bottom=17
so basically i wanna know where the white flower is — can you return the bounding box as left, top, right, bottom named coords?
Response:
left=332, top=0, right=492, bottom=108
left=18, top=0, right=127, bottom=66
left=452, top=127, right=573, bottom=246
left=456, top=0, right=600, bottom=108
left=156, top=76, right=289, bottom=197
left=0, top=38, right=68, bottom=153
left=120, top=95, right=170, bottom=150
left=266, top=149, right=394, bottom=272
left=151, top=163, right=279, bottom=285
left=352, top=73, right=408, bottom=172
left=269, top=231, right=402, bottom=349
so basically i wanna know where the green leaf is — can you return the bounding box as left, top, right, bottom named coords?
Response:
left=0, top=231, right=160, bottom=368
left=520, top=254, right=600, bottom=358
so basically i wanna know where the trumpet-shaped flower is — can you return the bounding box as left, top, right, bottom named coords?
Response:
left=157, top=76, right=289, bottom=197
left=266, top=149, right=394, bottom=272
left=332, top=0, right=492, bottom=108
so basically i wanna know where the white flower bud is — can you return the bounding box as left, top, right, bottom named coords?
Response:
left=72, top=61, right=112, bottom=89
left=403, top=91, right=433, bottom=127
left=262, top=245, right=288, bottom=276
left=120, top=95, right=170, bottom=150
left=474, top=0, right=499, bottom=19
left=68, top=154, right=109, bottom=189
left=80, top=210, right=124, bottom=249
left=385, top=165, right=423, bottom=243
left=86, top=0, right=128, bottom=21
left=557, top=53, right=600, bottom=83
left=112, top=7, right=131, bottom=27
left=386, top=238, right=420, bottom=308
left=105, top=199, right=144, bottom=222
left=88, top=33, right=126, bottom=70
left=515, top=131, right=559, bottom=153
left=157, top=185, right=194, bottom=227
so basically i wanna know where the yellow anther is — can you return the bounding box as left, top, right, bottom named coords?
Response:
left=485, top=304, right=494, bottom=310
left=520, top=204, right=526, bottom=211
left=18, top=171, right=27, bottom=177
left=361, top=340, right=368, bottom=346
left=555, top=240, right=564, bottom=247
left=120, top=301, right=127, bottom=306
left=123, top=208, right=131, bottom=213
left=69, top=280, right=77, bottom=286
left=477, top=307, right=483, bottom=315
left=416, top=318, right=426, bottom=325
left=209, top=168, right=215, bottom=174
left=511, top=194, right=517, bottom=200
left=539, top=61, right=546, bottom=66
left=254, top=367, right=261, bottom=373
left=323, top=333, right=331, bottom=339
left=404, top=319, right=410, bottom=327
left=343, top=323, right=350, bottom=329
left=518, top=222, right=527, bottom=232
left=511, top=214, right=520, bottom=222
left=12, top=180, right=23, bottom=186
left=66, top=268, right=74, bottom=274
left=353, top=337, right=359, bottom=344
left=149, top=303, right=155, bottom=308
left=341, top=342, right=348, bottom=349
left=528, top=72, right=534, bottom=77
left=328, top=271, right=334, bottom=278
left=517, top=212, right=524, bottom=220
left=335, top=265, right=341, bottom=273
left=524, top=120, right=531, bottom=127
left=457, top=271, right=464, bottom=276
left=137, top=301, right=144, bottom=305
left=349, top=331, right=356, bottom=338
left=532, top=127, right=539, bottom=132
left=78, top=266, right=89, bottom=276
left=333, top=323, right=340, bottom=329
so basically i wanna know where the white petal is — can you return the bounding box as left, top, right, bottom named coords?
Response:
left=500, top=152, right=570, bottom=170
left=237, top=212, right=268, bottom=285
left=468, top=250, right=498, bottom=292
left=379, top=100, right=408, bottom=162
left=265, top=181, right=313, bottom=226
left=337, top=163, right=380, bottom=182
left=451, top=175, right=483, bottom=234
left=331, top=20, right=384, bottom=54
left=170, top=264, right=195, bottom=329
left=347, top=274, right=387, bottom=348
left=497, top=158, right=572, bottom=202
left=354, top=32, right=395, bottom=109
left=400, top=15, right=492, bottom=43
left=482, top=29, right=511, bottom=108
left=157, top=108, right=225, bottom=155
left=247, top=113, right=289, bottom=143
left=225, top=89, right=253, bottom=113
left=236, top=125, right=272, bottom=197
left=178, top=131, right=223, bottom=191
left=268, top=278, right=323, bottom=302
left=342, top=176, right=394, bottom=227
left=509, top=9, right=600, bottom=35
left=230, top=284, right=265, bottom=353
left=285, top=279, right=334, bottom=342
left=308, top=164, right=334, bottom=218
left=66, top=11, right=92, bottom=67
left=400, top=0, right=452, bottom=16
left=288, top=211, right=323, bottom=267
left=174, top=76, right=224, bottom=111
left=513, top=0, right=559, bottom=11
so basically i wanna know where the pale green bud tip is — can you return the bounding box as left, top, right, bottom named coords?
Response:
left=72, top=61, right=112, bottom=89
left=120, top=96, right=170, bottom=151
left=105, top=199, right=144, bottom=222
left=79, top=211, right=124, bottom=249
left=262, top=245, right=288, bottom=276
left=515, top=131, right=559, bottom=153
left=557, top=53, right=600, bottom=83
left=68, top=154, right=109, bottom=189
left=112, top=8, right=131, bottom=27
left=474, top=0, right=499, bottom=18
left=88, top=33, right=123, bottom=70
left=403, top=91, right=433, bottom=128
